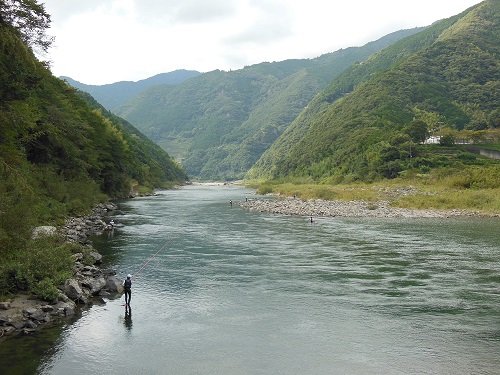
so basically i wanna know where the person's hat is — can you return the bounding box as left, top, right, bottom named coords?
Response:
left=127, top=274, right=132, bottom=278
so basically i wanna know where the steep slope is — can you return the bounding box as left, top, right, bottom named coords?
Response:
left=0, top=21, right=186, bottom=226
left=0, top=16, right=187, bottom=298
left=116, top=28, right=422, bottom=180
left=62, top=69, right=201, bottom=111
left=249, top=0, right=499, bottom=182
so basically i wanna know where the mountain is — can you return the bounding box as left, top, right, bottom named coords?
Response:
left=115, top=28, right=423, bottom=180
left=0, top=19, right=186, bottom=234
left=0, top=12, right=189, bottom=298
left=62, top=70, right=201, bottom=111
left=248, top=0, right=499, bottom=182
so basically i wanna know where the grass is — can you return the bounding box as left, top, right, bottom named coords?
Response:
left=244, top=165, right=500, bottom=214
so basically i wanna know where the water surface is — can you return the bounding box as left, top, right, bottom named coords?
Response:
left=1, top=185, right=499, bottom=374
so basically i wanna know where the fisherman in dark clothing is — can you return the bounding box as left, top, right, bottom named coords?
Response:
left=123, top=274, right=132, bottom=307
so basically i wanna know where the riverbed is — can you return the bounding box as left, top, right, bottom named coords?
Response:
left=1, top=185, right=499, bottom=374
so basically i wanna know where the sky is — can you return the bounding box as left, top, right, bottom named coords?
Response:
left=42, top=0, right=483, bottom=85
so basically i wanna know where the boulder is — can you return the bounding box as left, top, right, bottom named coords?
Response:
left=0, top=313, right=9, bottom=324
left=23, top=307, right=39, bottom=317
left=71, top=253, right=84, bottom=262
left=41, top=305, right=54, bottom=313
left=0, top=302, right=11, bottom=310
left=102, top=268, right=117, bottom=276
left=81, top=276, right=106, bottom=295
left=64, top=279, right=84, bottom=301
left=2, top=326, right=15, bottom=335
left=25, top=320, right=38, bottom=329
left=81, top=265, right=100, bottom=276
left=32, top=226, right=57, bottom=239
left=89, top=252, right=103, bottom=264
left=10, top=320, right=25, bottom=330
left=53, top=301, right=76, bottom=316
left=64, top=306, right=75, bottom=316
left=104, top=276, right=123, bottom=294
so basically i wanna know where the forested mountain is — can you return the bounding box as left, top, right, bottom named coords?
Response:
left=62, top=69, right=201, bottom=111
left=0, top=8, right=186, bottom=291
left=115, top=28, right=423, bottom=180
left=248, top=0, right=499, bottom=182
left=1, top=1, right=189, bottom=297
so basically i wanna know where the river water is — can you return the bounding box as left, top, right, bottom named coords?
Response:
left=2, top=184, right=500, bottom=374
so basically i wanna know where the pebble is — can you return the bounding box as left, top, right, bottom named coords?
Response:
left=239, top=197, right=485, bottom=218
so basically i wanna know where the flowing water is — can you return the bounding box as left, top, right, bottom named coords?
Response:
left=1, top=184, right=500, bottom=374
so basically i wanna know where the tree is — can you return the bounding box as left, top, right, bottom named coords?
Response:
left=405, top=120, right=429, bottom=143
left=0, top=0, right=53, bottom=53
left=439, top=134, right=455, bottom=146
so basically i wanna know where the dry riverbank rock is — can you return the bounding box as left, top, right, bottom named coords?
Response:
left=239, top=197, right=484, bottom=219
left=1, top=202, right=121, bottom=340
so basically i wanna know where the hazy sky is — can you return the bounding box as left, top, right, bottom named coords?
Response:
left=42, top=0, right=483, bottom=85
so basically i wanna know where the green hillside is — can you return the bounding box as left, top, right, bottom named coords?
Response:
left=248, top=0, right=499, bottom=183
left=116, top=28, right=422, bottom=180
left=0, top=6, right=186, bottom=298
left=62, top=70, right=201, bottom=111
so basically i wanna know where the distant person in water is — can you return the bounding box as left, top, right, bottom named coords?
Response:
left=123, top=274, right=132, bottom=307
left=229, top=200, right=233, bottom=207
left=310, top=216, right=314, bottom=223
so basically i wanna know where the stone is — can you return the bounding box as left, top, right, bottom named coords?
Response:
left=102, top=268, right=117, bottom=276
left=81, top=276, right=106, bottom=295
left=32, top=226, right=57, bottom=239
left=71, top=253, right=84, bottom=262
left=98, top=290, right=111, bottom=298
left=0, top=314, right=9, bottom=324
left=2, top=326, right=15, bottom=335
left=10, top=320, right=25, bottom=329
left=58, top=292, right=70, bottom=303
left=23, top=307, right=38, bottom=316
left=41, top=305, right=54, bottom=313
left=104, top=276, right=124, bottom=294
left=89, top=252, right=103, bottom=264
left=0, top=302, right=11, bottom=310
left=64, top=307, right=75, bottom=316
left=30, top=310, right=48, bottom=322
left=82, top=265, right=100, bottom=275
left=64, top=279, right=84, bottom=301
left=25, top=320, right=37, bottom=329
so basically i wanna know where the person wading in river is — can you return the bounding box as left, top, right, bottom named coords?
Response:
left=123, top=274, right=132, bottom=308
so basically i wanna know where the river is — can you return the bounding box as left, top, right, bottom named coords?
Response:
left=1, top=184, right=499, bottom=374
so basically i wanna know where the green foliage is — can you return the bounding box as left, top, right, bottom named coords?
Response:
left=0, top=0, right=53, bottom=53
left=31, top=277, right=60, bottom=301
left=115, top=29, right=422, bottom=180
left=0, top=236, right=72, bottom=300
left=405, top=120, right=429, bottom=143
left=0, top=20, right=187, bottom=296
left=439, top=133, right=455, bottom=146
left=250, top=0, right=499, bottom=182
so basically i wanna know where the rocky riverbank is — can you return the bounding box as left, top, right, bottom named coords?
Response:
left=0, top=203, right=124, bottom=340
left=239, top=196, right=491, bottom=218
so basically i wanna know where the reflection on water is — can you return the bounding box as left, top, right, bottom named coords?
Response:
left=0, top=185, right=499, bottom=374
left=123, top=309, right=132, bottom=331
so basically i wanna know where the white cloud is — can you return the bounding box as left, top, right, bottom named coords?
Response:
left=42, top=0, right=483, bottom=84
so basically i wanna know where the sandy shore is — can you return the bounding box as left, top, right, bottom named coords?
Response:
left=239, top=196, right=493, bottom=218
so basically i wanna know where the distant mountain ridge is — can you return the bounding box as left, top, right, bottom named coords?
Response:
left=112, top=28, right=423, bottom=179
left=62, top=69, right=201, bottom=111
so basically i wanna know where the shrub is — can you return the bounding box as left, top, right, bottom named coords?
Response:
left=32, top=278, right=60, bottom=301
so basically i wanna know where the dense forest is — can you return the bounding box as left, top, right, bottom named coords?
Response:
left=0, top=1, right=186, bottom=298
left=112, top=28, right=422, bottom=180
left=248, top=0, right=499, bottom=183
left=62, top=70, right=201, bottom=112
